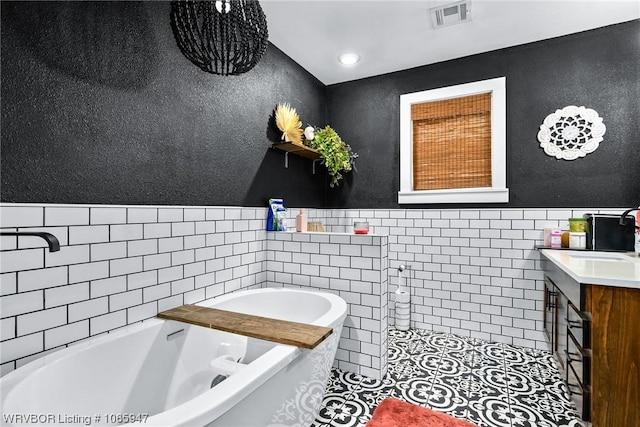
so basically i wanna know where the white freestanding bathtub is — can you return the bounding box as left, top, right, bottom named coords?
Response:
left=0, top=288, right=347, bottom=427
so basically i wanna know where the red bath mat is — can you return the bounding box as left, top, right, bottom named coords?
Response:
left=366, top=398, right=478, bottom=427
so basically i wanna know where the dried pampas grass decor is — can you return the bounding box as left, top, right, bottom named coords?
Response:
left=275, top=103, right=303, bottom=145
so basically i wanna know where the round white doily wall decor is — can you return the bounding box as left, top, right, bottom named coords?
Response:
left=537, top=106, right=606, bottom=160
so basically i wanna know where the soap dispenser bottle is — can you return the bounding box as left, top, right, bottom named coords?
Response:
left=296, top=209, right=307, bottom=232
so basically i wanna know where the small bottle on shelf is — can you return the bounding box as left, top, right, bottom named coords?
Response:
left=550, top=229, right=562, bottom=248
left=296, top=209, right=307, bottom=232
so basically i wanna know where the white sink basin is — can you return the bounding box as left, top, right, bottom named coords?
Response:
left=567, top=252, right=632, bottom=262
left=567, top=251, right=640, bottom=262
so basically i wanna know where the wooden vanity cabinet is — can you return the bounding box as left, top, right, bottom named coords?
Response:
left=585, top=285, right=640, bottom=426
left=542, top=259, right=640, bottom=426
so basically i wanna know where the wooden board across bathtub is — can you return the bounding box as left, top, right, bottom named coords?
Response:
left=157, top=305, right=332, bottom=349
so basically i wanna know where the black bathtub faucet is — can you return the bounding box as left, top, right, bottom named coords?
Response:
left=0, top=231, right=60, bottom=252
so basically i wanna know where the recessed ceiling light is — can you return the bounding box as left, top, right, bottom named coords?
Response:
left=338, top=53, right=360, bottom=66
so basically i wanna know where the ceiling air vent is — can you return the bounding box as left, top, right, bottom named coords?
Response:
left=430, top=0, right=471, bottom=29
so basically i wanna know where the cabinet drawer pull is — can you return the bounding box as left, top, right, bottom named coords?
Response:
left=565, top=318, right=582, bottom=329
left=546, top=290, right=557, bottom=310
left=568, top=331, right=591, bottom=357
left=567, top=300, right=590, bottom=323
left=567, top=379, right=590, bottom=400
left=565, top=358, right=586, bottom=391
left=564, top=349, right=582, bottom=364
left=567, top=381, right=584, bottom=397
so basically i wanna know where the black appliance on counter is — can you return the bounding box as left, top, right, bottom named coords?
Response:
left=583, top=213, right=636, bottom=251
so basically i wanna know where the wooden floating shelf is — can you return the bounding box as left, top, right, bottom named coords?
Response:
left=272, top=142, right=321, bottom=160
left=157, top=304, right=332, bottom=349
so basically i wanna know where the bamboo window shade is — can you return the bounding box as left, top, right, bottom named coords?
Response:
left=411, top=93, right=492, bottom=191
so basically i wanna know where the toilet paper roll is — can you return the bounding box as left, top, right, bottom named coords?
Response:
left=395, top=315, right=410, bottom=330
left=395, top=306, right=410, bottom=316
left=395, top=290, right=410, bottom=303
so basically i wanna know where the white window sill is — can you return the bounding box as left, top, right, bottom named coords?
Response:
left=398, top=187, right=509, bottom=204
left=399, top=77, right=507, bottom=206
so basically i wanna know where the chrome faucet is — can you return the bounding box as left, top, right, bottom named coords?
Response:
left=619, top=206, right=640, bottom=226
left=0, top=231, right=60, bottom=252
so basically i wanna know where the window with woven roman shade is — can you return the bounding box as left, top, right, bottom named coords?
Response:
left=398, top=77, right=509, bottom=204
left=411, top=93, right=492, bottom=191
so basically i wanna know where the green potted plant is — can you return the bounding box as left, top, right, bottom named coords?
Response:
left=304, top=125, right=358, bottom=187
left=273, top=103, right=357, bottom=187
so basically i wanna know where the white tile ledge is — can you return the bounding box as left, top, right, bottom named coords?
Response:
left=268, top=231, right=386, bottom=237
left=0, top=202, right=250, bottom=210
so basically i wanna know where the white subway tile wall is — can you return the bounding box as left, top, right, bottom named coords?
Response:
left=266, top=232, right=389, bottom=380
left=303, top=207, right=627, bottom=350
left=0, top=204, right=267, bottom=375
left=0, top=204, right=626, bottom=380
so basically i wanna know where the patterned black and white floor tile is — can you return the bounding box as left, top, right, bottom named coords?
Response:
left=310, top=328, right=584, bottom=427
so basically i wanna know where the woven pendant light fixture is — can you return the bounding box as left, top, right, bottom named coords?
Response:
left=170, top=0, right=268, bottom=76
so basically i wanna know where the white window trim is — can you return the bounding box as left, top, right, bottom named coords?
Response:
left=398, top=77, right=509, bottom=204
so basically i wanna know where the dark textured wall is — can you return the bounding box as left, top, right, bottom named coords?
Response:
left=325, top=20, right=640, bottom=209
left=2, top=3, right=638, bottom=209
left=1, top=1, right=327, bottom=207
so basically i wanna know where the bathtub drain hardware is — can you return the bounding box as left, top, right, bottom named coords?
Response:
left=209, top=355, right=246, bottom=377
left=209, top=355, right=246, bottom=388
left=210, top=374, right=227, bottom=388
left=166, top=329, right=185, bottom=341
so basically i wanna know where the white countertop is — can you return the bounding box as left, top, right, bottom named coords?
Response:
left=540, top=249, right=640, bottom=289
